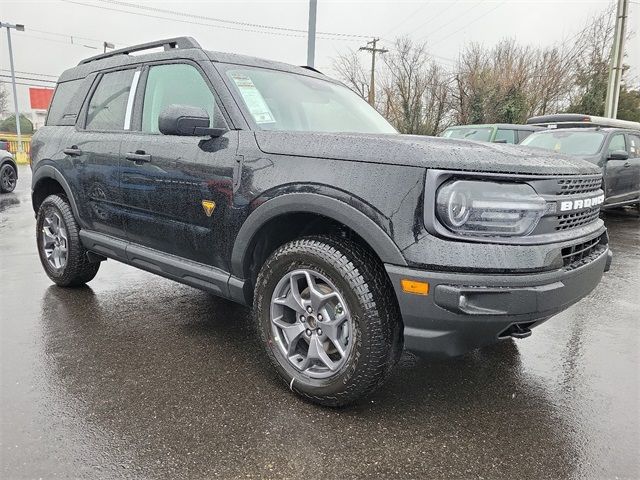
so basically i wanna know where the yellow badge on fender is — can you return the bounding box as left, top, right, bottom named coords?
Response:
left=201, top=200, right=216, bottom=217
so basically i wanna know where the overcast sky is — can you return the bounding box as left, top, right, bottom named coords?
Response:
left=1, top=0, right=638, bottom=114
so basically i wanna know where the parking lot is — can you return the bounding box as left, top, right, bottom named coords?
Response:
left=1, top=166, right=638, bottom=479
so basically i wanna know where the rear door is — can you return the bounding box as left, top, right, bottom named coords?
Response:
left=120, top=61, right=237, bottom=269
left=64, top=68, right=140, bottom=238
left=603, top=132, right=630, bottom=205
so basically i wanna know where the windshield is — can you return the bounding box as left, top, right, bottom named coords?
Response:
left=520, top=130, right=606, bottom=155
left=441, top=127, right=493, bottom=142
left=224, top=67, right=396, bottom=134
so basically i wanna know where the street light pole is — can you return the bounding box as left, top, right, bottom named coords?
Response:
left=307, top=0, right=317, bottom=67
left=604, top=0, right=629, bottom=118
left=0, top=21, right=25, bottom=155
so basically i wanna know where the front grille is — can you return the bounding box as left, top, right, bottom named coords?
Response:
left=561, top=235, right=606, bottom=269
left=556, top=208, right=601, bottom=231
left=557, top=177, right=602, bottom=195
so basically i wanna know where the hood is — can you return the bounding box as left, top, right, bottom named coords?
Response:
left=254, top=131, right=601, bottom=176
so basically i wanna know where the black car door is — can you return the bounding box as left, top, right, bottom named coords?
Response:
left=602, top=132, right=629, bottom=205
left=624, top=132, right=640, bottom=201
left=120, top=61, right=237, bottom=270
left=63, top=67, right=140, bottom=238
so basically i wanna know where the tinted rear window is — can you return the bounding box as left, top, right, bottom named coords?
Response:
left=85, top=69, right=135, bottom=131
left=46, top=80, right=83, bottom=126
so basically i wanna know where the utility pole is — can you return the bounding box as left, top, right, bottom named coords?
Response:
left=604, top=0, right=628, bottom=119
left=103, top=41, right=115, bottom=53
left=359, top=38, right=387, bottom=107
left=306, top=0, right=317, bottom=67
left=0, top=21, right=25, bottom=156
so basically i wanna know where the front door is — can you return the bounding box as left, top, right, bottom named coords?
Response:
left=603, top=132, right=629, bottom=205
left=624, top=132, right=640, bottom=202
left=120, top=62, right=237, bottom=270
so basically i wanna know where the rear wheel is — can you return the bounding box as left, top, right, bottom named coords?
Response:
left=253, top=235, right=402, bottom=407
left=0, top=163, right=17, bottom=193
left=36, top=194, right=100, bottom=287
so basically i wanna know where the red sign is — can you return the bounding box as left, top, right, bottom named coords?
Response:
left=29, top=87, right=54, bottom=110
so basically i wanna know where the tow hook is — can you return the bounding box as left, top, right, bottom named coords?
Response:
left=502, top=323, right=533, bottom=339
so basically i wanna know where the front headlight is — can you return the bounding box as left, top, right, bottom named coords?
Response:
left=436, top=180, right=546, bottom=237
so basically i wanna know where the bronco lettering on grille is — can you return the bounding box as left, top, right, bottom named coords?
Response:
left=559, top=194, right=605, bottom=212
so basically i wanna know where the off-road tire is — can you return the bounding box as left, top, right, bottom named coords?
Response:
left=254, top=235, right=403, bottom=407
left=0, top=163, right=17, bottom=193
left=36, top=194, right=100, bottom=287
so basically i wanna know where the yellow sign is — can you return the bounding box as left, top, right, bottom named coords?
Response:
left=201, top=200, right=216, bottom=217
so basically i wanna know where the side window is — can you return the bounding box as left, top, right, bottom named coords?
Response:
left=142, top=64, right=219, bottom=134
left=495, top=129, right=516, bottom=144
left=85, top=69, right=136, bottom=131
left=627, top=134, right=640, bottom=158
left=46, top=79, right=83, bottom=126
left=517, top=130, right=534, bottom=143
left=607, top=133, right=626, bottom=153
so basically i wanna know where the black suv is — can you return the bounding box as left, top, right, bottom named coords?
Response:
left=31, top=38, right=612, bottom=406
left=520, top=127, right=640, bottom=209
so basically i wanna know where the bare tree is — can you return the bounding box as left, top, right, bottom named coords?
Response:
left=0, top=85, right=8, bottom=117
left=333, top=49, right=370, bottom=100
left=381, top=38, right=452, bottom=135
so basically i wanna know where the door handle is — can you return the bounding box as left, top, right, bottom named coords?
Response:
left=125, top=151, right=151, bottom=163
left=63, top=146, right=83, bottom=157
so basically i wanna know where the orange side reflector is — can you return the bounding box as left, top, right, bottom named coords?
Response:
left=400, top=279, right=429, bottom=295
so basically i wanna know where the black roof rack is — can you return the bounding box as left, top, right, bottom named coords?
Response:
left=78, top=37, right=201, bottom=65
left=300, top=65, right=324, bottom=75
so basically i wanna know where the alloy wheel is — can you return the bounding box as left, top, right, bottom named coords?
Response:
left=270, top=269, right=352, bottom=379
left=42, top=211, right=69, bottom=269
left=1, top=167, right=16, bottom=191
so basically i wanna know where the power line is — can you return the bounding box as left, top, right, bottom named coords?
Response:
left=97, top=0, right=372, bottom=39
left=383, top=1, right=433, bottom=37
left=60, top=0, right=368, bottom=42
left=0, top=80, right=54, bottom=88
left=28, top=27, right=126, bottom=47
left=0, top=74, right=56, bottom=84
left=415, top=0, right=484, bottom=40
left=405, top=0, right=464, bottom=38
left=429, top=0, right=508, bottom=47
left=0, top=69, right=58, bottom=78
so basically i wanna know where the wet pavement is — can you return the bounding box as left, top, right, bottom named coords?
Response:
left=1, top=166, right=639, bottom=479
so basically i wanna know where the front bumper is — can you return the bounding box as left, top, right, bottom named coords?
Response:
left=386, top=246, right=611, bottom=357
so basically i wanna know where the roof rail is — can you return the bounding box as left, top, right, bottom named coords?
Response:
left=300, top=65, right=324, bottom=75
left=78, top=37, right=201, bottom=65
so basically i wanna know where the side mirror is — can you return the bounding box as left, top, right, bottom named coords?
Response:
left=608, top=149, right=629, bottom=160
left=158, top=104, right=226, bottom=137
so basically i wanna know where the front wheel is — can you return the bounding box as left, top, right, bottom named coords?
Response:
left=0, top=163, right=17, bottom=193
left=253, top=236, right=402, bottom=407
left=36, top=194, right=100, bottom=287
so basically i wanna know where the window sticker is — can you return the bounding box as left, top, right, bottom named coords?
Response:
left=230, top=73, right=275, bottom=124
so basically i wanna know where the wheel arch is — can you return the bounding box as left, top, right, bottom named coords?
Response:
left=231, top=192, right=407, bottom=283
left=31, top=165, right=81, bottom=221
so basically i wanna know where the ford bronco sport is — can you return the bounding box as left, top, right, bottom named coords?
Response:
left=31, top=38, right=612, bottom=406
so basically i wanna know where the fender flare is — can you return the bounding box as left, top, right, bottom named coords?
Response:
left=230, top=192, right=407, bottom=278
left=31, top=164, right=82, bottom=222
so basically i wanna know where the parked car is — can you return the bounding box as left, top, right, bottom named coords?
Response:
left=439, top=123, right=541, bottom=144
left=0, top=148, right=17, bottom=193
left=31, top=37, right=612, bottom=406
left=526, top=113, right=640, bottom=130
left=520, top=127, right=640, bottom=209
